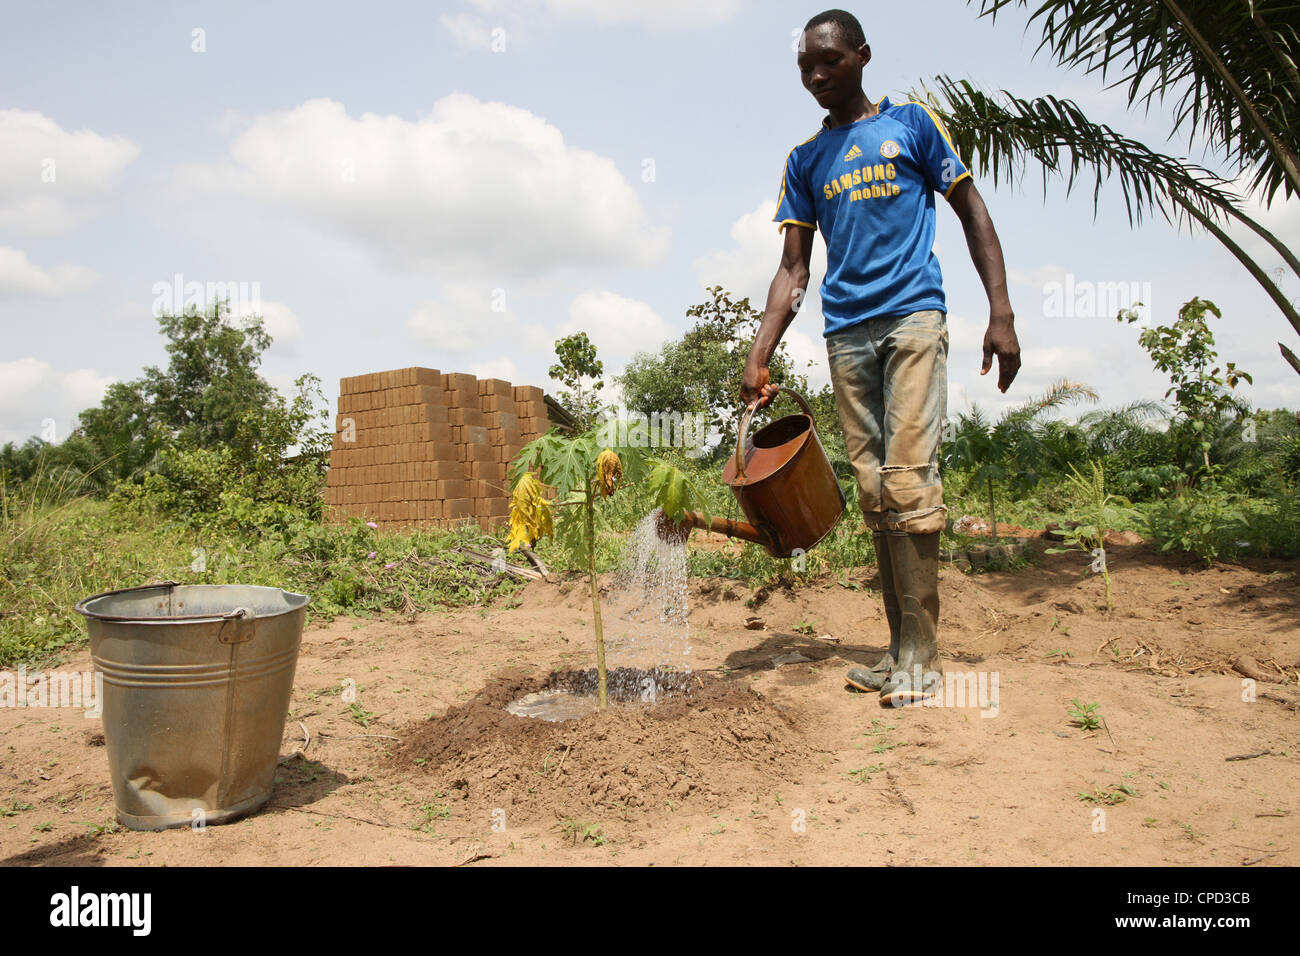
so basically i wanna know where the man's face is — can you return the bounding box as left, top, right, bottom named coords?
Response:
left=797, top=23, right=870, bottom=110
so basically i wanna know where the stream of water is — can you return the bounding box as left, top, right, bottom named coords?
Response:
left=603, top=510, right=692, bottom=676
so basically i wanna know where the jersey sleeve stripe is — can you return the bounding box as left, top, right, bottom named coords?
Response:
left=943, top=169, right=973, bottom=199
left=912, top=101, right=963, bottom=157
left=777, top=218, right=816, bottom=233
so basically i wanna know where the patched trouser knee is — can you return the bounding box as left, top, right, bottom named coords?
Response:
left=827, top=310, right=948, bottom=535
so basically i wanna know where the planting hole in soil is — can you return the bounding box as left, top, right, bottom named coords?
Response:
left=396, top=670, right=808, bottom=821
left=506, top=665, right=696, bottom=721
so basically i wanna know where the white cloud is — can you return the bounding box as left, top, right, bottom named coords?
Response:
left=692, top=200, right=831, bottom=389
left=561, top=289, right=674, bottom=369
left=440, top=13, right=492, bottom=49
left=0, top=109, right=139, bottom=234
left=0, top=357, right=115, bottom=446
left=467, top=357, right=521, bottom=382
left=175, top=95, right=670, bottom=277
left=1226, top=170, right=1300, bottom=280
left=1007, top=263, right=1067, bottom=290
left=0, top=246, right=97, bottom=299
left=545, top=0, right=741, bottom=28
left=237, top=299, right=304, bottom=352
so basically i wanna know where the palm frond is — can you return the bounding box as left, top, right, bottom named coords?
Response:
left=968, top=0, right=1300, bottom=203
left=1001, top=379, right=1099, bottom=425
left=917, top=77, right=1235, bottom=228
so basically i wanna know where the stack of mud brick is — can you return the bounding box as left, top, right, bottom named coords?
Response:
left=323, top=367, right=550, bottom=531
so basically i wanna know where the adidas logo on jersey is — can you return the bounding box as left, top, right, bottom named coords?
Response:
left=843, top=144, right=863, bottom=162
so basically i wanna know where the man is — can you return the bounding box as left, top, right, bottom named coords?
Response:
left=740, top=9, right=1021, bottom=705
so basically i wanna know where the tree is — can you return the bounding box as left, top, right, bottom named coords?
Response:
left=618, top=286, right=823, bottom=457
left=75, top=299, right=279, bottom=477
left=549, top=332, right=605, bottom=431
left=1120, top=297, right=1252, bottom=474
left=921, top=1, right=1300, bottom=373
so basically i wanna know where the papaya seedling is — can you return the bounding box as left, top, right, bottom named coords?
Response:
left=507, top=428, right=706, bottom=709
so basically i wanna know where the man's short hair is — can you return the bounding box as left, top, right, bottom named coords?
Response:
left=804, top=9, right=866, bottom=49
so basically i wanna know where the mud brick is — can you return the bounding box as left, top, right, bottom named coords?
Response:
left=489, top=427, right=523, bottom=447
left=429, top=459, right=465, bottom=480
left=444, top=497, right=474, bottom=519
left=436, top=479, right=470, bottom=499
left=484, top=410, right=519, bottom=429
left=340, top=374, right=360, bottom=395
left=414, top=422, right=453, bottom=444
left=414, top=367, right=441, bottom=387
left=495, top=443, right=524, bottom=463
left=514, top=385, right=544, bottom=403
left=477, top=378, right=513, bottom=398
left=515, top=401, right=546, bottom=419
left=426, top=421, right=457, bottom=444
left=487, top=497, right=510, bottom=517
left=448, top=407, right=486, bottom=427
left=421, top=386, right=441, bottom=409
left=414, top=402, right=448, bottom=424
left=465, top=443, right=497, bottom=463
left=442, top=372, right=477, bottom=394
left=463, top=424, right=488, bottom=444
left=423, top=441, right=456, bottom=462
left=444, top=387, right=475, bottom=408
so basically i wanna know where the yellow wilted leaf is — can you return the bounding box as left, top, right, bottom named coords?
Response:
left=596, top=448, right=622, bottom=498
left=507, top=471, right=554, bottom=552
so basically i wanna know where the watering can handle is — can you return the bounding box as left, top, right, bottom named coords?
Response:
left=734, top=387, right=815, bottom=484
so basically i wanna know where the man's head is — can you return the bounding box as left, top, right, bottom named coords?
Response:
left=798, top=9, right=870, bottom=110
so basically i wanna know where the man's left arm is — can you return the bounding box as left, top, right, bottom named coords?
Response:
left=948, top=178, right=1021, bottom=393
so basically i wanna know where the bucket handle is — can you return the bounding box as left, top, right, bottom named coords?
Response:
left=75, top=580, right=181, bottom=620
left=735, top=386, right=815, bottom=484
left=75, top=581, right=258, bottom=633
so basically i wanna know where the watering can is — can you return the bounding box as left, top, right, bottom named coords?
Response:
left=657, top=387, right=845, bottom=558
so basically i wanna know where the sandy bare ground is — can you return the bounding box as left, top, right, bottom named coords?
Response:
left=2, top=538, right=1297, bottom=867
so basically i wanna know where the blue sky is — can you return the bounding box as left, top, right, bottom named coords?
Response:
left=2, top=0, right=1297, bottom=447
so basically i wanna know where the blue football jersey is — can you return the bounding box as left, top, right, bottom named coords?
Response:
left=774, top=96, right=971, bottom=335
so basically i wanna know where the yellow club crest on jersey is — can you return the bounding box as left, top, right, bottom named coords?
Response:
left=880, top=140, right=901, bottom=159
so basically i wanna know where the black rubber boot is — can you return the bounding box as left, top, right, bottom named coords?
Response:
left=879, top=531, right=942, bottom=705
left=845, top=531, right=901, bottom=692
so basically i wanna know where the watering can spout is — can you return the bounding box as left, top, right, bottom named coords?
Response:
left=654, top=509, right=779, bottom=554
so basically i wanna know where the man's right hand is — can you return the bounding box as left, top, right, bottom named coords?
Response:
left=741, top=362, right=779, bottom=410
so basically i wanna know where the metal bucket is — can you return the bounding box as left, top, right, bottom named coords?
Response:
left=75, top=581, right=309, bottom=831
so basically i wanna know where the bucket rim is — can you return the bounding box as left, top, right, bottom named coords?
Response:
left=75, top=580, right=310, bottom=624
